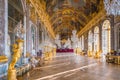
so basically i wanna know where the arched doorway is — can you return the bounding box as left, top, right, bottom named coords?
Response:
left=88, top=30, right=93, bottom=52
left=102, top=20, right=111, bottom=54
left=94, top=26, right=100, bottom=54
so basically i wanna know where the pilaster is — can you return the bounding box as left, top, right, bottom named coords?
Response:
left=0, top=0, right=8, bottom=56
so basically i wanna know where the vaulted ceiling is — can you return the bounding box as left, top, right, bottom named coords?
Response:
left=8, top=0, right=104, bottom=40
left=44, top=0, right=103, bottom=39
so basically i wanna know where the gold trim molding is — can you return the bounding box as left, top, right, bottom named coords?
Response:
left=77, top=9, right=106, bottom=37
left=0, top=56, right=8, bottom=63
left=27, top=0, right=55, bottom=39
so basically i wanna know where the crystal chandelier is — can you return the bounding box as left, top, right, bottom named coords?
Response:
left=104, top=0, right=120, bottom=15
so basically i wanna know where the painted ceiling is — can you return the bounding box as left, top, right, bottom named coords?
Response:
left=44, top=0, right=102, bottom=39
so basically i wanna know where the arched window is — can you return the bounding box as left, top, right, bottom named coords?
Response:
left=102, top=20, right=111, bottom=54
left=94, top=26, right=99, bottom=53
left=88, top=30, right=93, bottom=52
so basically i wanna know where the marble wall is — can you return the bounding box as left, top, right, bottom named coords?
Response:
left=0, top=0, right=8, bottom=77
left=0, top=0, right=8, bottom=56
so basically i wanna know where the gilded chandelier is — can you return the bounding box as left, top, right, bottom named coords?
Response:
left=104, top=0, right=120, bottom=15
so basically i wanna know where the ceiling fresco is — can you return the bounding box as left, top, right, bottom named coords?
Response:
left=44, top=0, right=102, bottom=39
left=24, top=0, right=102, bottom=39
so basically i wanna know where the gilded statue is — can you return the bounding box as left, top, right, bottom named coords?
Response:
left=8, top=39, right=24, bottom=80
left=8, top=43, right=18, bottom=70
left=8, top=40, right=23, bottom=70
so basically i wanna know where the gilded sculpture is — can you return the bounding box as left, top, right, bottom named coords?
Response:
left=8, top=40, right=23, bottom=70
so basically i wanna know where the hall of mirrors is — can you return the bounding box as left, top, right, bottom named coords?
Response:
left=0, top=0, right=120, bottom=80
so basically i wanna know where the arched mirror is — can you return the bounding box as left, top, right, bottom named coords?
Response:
left=102, top=20, right=111, bottom=54
left=94, top=26, right=100, bottom=53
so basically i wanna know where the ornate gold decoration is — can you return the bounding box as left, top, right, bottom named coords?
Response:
left=76, top=48, right=81, bottom=55
left=8, top=39, right=24, bottom=80
left=94, top=50, right=101, bottom=59
left=51, top=8, right=88, bottom=27
left=53, top=48, right=56, bottom=57
left=27, top=0, right=55, bottom=39
left=0, top=56, right=8, bottom=63
left=88, top=51, right=93, bottom=57
left=30, top=7, right=37, bottom=23
left=52, top=16, right=86, bottom=27
left=77, top=9, right=106, bottom=37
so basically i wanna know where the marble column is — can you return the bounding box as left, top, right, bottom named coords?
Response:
left=23, top=9, right=28, bottom=63
left=110, top=16, right=115, bottom=50
left=0, top=0, right=8, bottom=77
left=29, top=22, right=33, bottom=53
left=45, top=29, right=49, bottom=42
left=99, top=22, right=102, bottom=51
left=0, top=0, right=8, bottom=56
left=84, top=33, right=88, bottom=52
left=35, top=26, right=38, bottom=54
left=23, top=15, right=27, bottom=57
left=42, top=31, right=44, bottom=43
left=36, top=26, right=39, bottom=52
left=42, top=25, right=45, bottom=43
left=26, top=5, right=31, bottom=53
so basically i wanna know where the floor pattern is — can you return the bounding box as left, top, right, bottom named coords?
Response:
left=1, top=53, right=120, bottom=80
left=17, top=53, right=120, bottom=80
